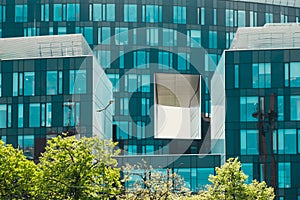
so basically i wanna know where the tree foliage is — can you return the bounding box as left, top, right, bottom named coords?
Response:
left=119, top=160, right=191, bottom=200
left=35, top=136, right=122, bottom=200
left=198, top=157, right=275, bottom=200
left=0, top=140, right=37, bottom=199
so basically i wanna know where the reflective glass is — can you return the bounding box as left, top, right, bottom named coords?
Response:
left=24, top=72, right=35, bottom=96
left=46, top=103, right=52, bottom=127
left=54, top=4, right=63, bottom=21
left=98, top=27, right=110, bottom=44
left=69, top=70, right=86, bottom=94
left=163, top=29, right=176, bottom=46
left=29, top=103, right=40, bottom=127
left=67, top=4, right=79, bottom=21
left=238, top=10, right=246, bottom=27
left=47, top=71, right=57, bottom=95
left=290, top=62, right=300, bottom=87
left=63, top=102, right=75, bottom=126
left=188, top=30, right=201, bottom=47
left=7, top=105, right=11, bottom=128
left=158, top=51, right=173, bottom=70
left=209, top=31, right=217, bottom=48
left=291, top=96, right=300, bottom=120
left=0, top=104, right=6, bottom=128
left=115, top=28, right=128, bottom=45
left=240, top=130, right=259, bottom=155
left=124, top=4, right=137, bottom=22
left=106, top=4, right=115, bottom=21
left=173, top=6, right=186, bottom=24
left=197, top=168, right=214, bottom=190
left=278, top=162, right=291, bottom=188
left=278, top=96, right=284, bottom=121
left=241, top=163, right=253, bottom=183
left=15, top=5, right=27, bottom=22
left=240, top=96, right=258, bottom=122
left=18, top=104, right=23, bottom=128
left=278, top=129, right=296, bottom=154
left=93, top=4, right=102, bottom=21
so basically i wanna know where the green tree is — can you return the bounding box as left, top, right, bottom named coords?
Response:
left=35, top=136, right=122, bottom=200
left=196, top=157, right=275, bottom=200
left=0, top=140, right=37, bottom=199
left=119, top=161, right=191, bottom=200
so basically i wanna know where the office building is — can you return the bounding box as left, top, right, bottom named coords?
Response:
left=0, top=34, right=113, bottom=162
left=1, top=0, right=300, bottom=198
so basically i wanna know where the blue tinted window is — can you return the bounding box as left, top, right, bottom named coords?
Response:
left=146, top=28, right=158, bottom=46
left=69, top=70, right=86, bottom=94
left=24, top=72, right=35, bottom=96
left=115, top=27, right=128, bottom=45
left=209, top=31, right=217, bottom=48
left=158, top=51, right=173, bottom=70
left=0, top=5, right=6, bottom=22
left=95, top=50, right=110, bottom=68
left=187, top=30, right=201, bottom=47
left=98, top=27, right=110, bottom=44
left=226, top=9, right=234, bottom=26
left=290, top=62, right=300, bottom=87
left=54, top=4, right=63, bottom=21
left=250, top=11, right=257, bottom=27
left=238, top=10, right=246, bottom=27
left=67, top=4, right=80, bottom=21
left=240, top=96, right=258, bottom=122
left=124, top=4, right=137, bottom=22
left=0, top=104, right=6, bottom=128
left=58, top=27, right=66, bottom=35
left=241, top=163, right=253, bottom=183
left=240, top=130, right=259, bottom=155
left=197, top=168, right=214, bottom=190
left=276, top=129, right=296, bottom=154
left=265, top=13, right=273, bottom=23
left=177, top=53, right=190, bottom=71
left=162, top=29, right=177, bottom=46
left=7, top=105, right=11, bottom=128
left=252, top=63, right=271, bottom=88
left=29, top=103, right=40, bottom=127
left=18, top=135, right=34, bottom=159
left=41, top=4, right=49, bottom=21
left=18, top=104, right=23, bottom=128
left=47, top=71, right=57, bottom=95
left=142, top=5, right=162, bottom=23
left=278, top=96, right=284, bottom=121
left=93, top=4, right=115, bottom=21
left=234, top=65, right=239, bottom=88
left=173, top=6, right=186, bottom=24
left=15, top=5, right=27, bottom=22
left=290, top=96, right=300, bottom=120
left=278, top=162, right=291, bottom=188
left=46, top=103, right=52, bottom=127
left=133, top=51, right=149, bottom=68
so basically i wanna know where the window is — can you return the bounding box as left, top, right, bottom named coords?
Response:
left=67, top=4, right=80, bottom=21
left=142, top=5, right=162, bottom=23
left=18, top=135, right=34, bottom=159
left=7, top=105, right=11, bottom=128
left=46, top=103, right=52, bottom=127
left=278, top=96, right=284, bottom=121
left=53, top=4, right=63, bottom=21
left=29, top=103, right=40, bottom=127
left=24, top=27, right=40, bottom=37
left=240, top=130, right=259, bottom=155
left=209, top=31, right=217, bottom=48
left=250, top=11, right=257, bottom=27
left=240, top=96, right=258, bottom=122
left=265, top=13, right=273, bottom=23
left=274, top=129, right=296, bottom=154
left=213, top=9, right=217, bottom=25
left=237, top=10, right=246, bottom=27
left=95, top=50, right=110, bottom=68
left=98, top=27, right=110, bottom=44
left=119, top=98, right=129, bottom=115
left=158, top=51, right=173, bottom=70
left=252, top=63, right=271, bottom=88
left=133, top=51, right=149, bottom=68
left=163, top=29, right=177, bottom=46
left=285, top=63, right=289, bottom=87
left=124, top=4, right=137, bottom=22
left=146, top=28, right=158, bottom=46
left=18, top=104, right=23, bottom=128
left=107, top=74, right=120, bottom=92
left=63, top=102, right=80, bottom=126
left=226, top=32, right=235, bottom=49
left=41, top=4, right=49, bottom=21
left=91, top=4, right=115, bottom=21
left=177, top=53, right=190, bottom=71
left=115, top=27, right=128, bottom=45
left=24, top=72, right=35, bottom=96
left=281, top=14, right=288, bottom=23
left=15, top=4, right=27, bottom=22
left=173, top=6, right=186, bottom=24
left=0, top=5, right=6, bottom=22
left=47, top=71, right=58, bottom=95
left=0, top=104, right=6, bottom=128
left=290, top=62, right=300, bottom=87
left=241, top=163, right=253, bottom=184
left=0, top=73, right=2, bottom=96
left=141, top=98, right=150, bottom=116
left=197, top=168, right=214, bottom=189
left=234, top=65, right=239, bottom=88
left=69, top=70, right=86, bottom=94
left=278, top=162, right=291, bottom=188
left=197, top=7, right=205, bottom=25
left=226, top=9, right=234, bottom=27
left=76, top=27, right=93, bottom=44
left=187, top=30, right=201, bottom=47
left=119, top=51, right=124, bottom=69
left=291, top=96, right=300, bottom=120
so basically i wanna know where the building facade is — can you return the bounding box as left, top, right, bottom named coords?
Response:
left=0, top=34, right=113, bottom=162
left=218, top=23, right=300, bottom=199
left=1, top=0, right=300, bottom=198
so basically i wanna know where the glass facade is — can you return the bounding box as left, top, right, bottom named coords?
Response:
left=1, top=0, right=300, bottom=197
